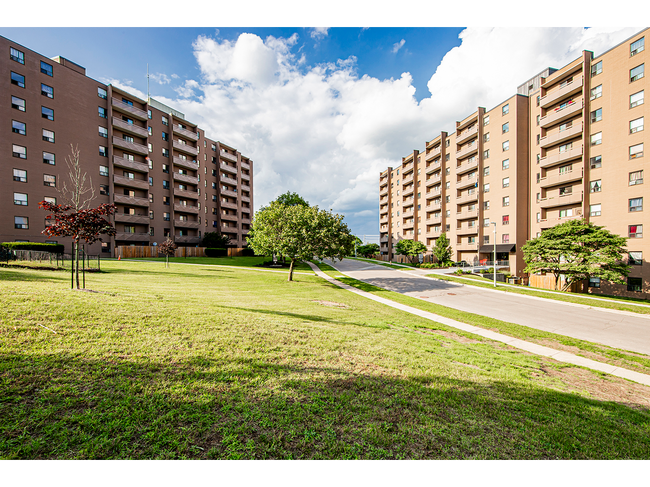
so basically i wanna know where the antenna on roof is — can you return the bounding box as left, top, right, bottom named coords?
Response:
left=147, top=63, right=150, bottom=101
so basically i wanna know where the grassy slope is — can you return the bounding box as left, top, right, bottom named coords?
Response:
left=1, top=261, right=649, bottom=459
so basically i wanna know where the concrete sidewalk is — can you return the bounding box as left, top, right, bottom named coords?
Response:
left=307, top=261, right=650, bottom=387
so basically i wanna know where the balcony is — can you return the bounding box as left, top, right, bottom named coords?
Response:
left=426, top=160, right=441, bottom=174
left=380, top=236, right=389, bottom=244
left=174, top=203, right=199, bottom=214
left=425, top=174, right=441, bottom=187
left=539, top=191, right=583, bottom=209
left=174, top=188, right=199, bottom=200
left=220, top=225, right=239, bottom=234
left=456, top=176, right=478, bottom=190
left=114, top=213, right=150, bottom=225
left=379, top=196, right=389, bottom=204
left=456, top=242, right=479, bottom=252
left=241, top=183, right=250, bottom=192
left=114, top=232, right=150, bottom=241
left=240, top=160, right=250, bottom=170
left=456, top=141, right=478, bottom=160
left=457, top=112, right=478, bottom=131
left=539, top=210, right=583, bottom=229
left=112, top=117, right=148, bottom=138
left=221, top=175, right=238, bottom=185
left=220, top=151, right=238, bottom=163
left=113, top=136, right=148, bottom=155
left=173, top=156, right=199, bottom=171
left=173, top=172, right=199, bottom=185
left=113, top=194, right=149, bottom=207
left=540, top=145, right=583, bottom=168
left=540, top=98, right=584, bottom=128
left=403, top=185, right=414, bottom=197
left=241, top=218, right=251, bottom=225
left=111, top=98, right=148, bottom=121
left=380, top=215, right=389, bottom=223
left=113, top=175, right=149, bottom=190
left=220, top=200, right=238, bottom=210
left=539, top=122, right=583, bottom=149
left=221, top=189, right=238, bottom=198
left=426, top=188, right=441, bottom=197
left=456, top=226, right=479, bottom=236
left=172, top=124, right=199, bottom=141
left=220, top=163, right=238, bottom=175
left=221, top=213, right=238, bottom=222
left=456, top=191, right=479, bottom=205
left=456, top=208, right=478, bottom=220
left=175, top=236, right=201, bottom=244
left=402, top=173, right=414, bottom=185
left=402, top=162, right=414, bottom=174
left=113, top=156, right=149, bottom=173
left=456, top=158, right=479, bottom=175
left=173, top=140, right=198, bottom=156
left=426, top=146, right=441, bottom=161
left=540, top=76, right=584, bottom=109
left=456, top=124, right=479, bottom=145
left=174, top=219, right=201, bottom=229
left=426, top=215, right=442, bottom=224
left=241, top=195, right=250, bottom=203
left=402, top=220, right=414, bottom=230
left=538, top=168, right=584, bottom=189
left=241, top=172, right=250, bottom=181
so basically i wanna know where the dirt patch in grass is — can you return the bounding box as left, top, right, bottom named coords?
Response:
left=312, top=300, right=349, bottom=309
left=536, top=366, right=650, bottom=411
left=422, top=328, right=482, bottom=344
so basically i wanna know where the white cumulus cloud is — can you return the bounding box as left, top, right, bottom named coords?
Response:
left=310, top=27, right=330, bottom=41
left=150, top=72, right=170, bottom=85
left=391, top=39, right=406, bottom=54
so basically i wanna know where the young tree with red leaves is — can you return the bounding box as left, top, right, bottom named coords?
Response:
left=158, top=238, right=177, bottom=268
left=40, top=201, right=116, bottom=289
left=39, top=144, right=116, bottom=289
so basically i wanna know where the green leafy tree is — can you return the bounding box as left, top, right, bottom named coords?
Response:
left=432, top=233, right=453, bottom=264
left=274, top=191, right=309, bottom=207
left=246, top=201, right=355, bottom=281
left=522, top=219, right=630, bottom=291
left=395, top=239, right=427, bottom=264
left=358, top=243, right=380, bottom=258
left=201, top=232, right=230, bottom=248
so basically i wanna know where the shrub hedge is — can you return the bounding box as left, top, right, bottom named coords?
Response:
left=1, top=242, right=64, bottom=253
left=205, top=248, right=228, bottom=257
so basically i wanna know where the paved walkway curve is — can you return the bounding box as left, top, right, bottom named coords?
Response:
left=307, top=261, right=650, bottom=387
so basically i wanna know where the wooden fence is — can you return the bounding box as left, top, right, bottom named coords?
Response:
left=529, top=274, right=586, bottom=293
left=116, top=246, right=246, bottom=259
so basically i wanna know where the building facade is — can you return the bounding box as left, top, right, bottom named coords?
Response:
left=2, top=35, right=253, bottom=255
left=380, top=29, right=649, bottom=298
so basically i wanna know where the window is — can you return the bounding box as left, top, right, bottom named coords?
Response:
left=483, top=218, right=490, bottom=227
left=536, top=134, right=540, bottom=145
left=502, top=177, right=509, bottom=188
left=559, top=209, right=573, bottom=218
left=41, top=106, right=54, bottom=121
left=147, top=109, right=152, bottom=120
left=502, top=104, right=509, bottom=115
left=13, top=169, right=27, bottom=182
left=100, top=184, right=109, bottom=195
left=11, top=71, right=25, bottom=88
left=163, top=196, right=170, bottom=206
left=630, top=90, right=644, bottom=108
left=483, top=166, right=490, bottom=176
left=590, top=204, right=601, bottom=217
left=445, top=154, right=450, bottom=161
left=483, top=132, right=490, bottom=142
left=502, top=122, right=509, bottom=134
left=559, top=142, right=572, bottom=153
left=631, top=64, right=644, bottom=82
left=123, top=135, right=134, bottom=143
left=163, top=212, right=170, bottom=221
left=536, top=212, right=540, bottom=223
left=483, top=236, right=490, bottom=244
left=483, top=149, right=489, bottom=159
left=591, top=61, right=602, bottom=76
left=122, top=116, right=134, bottom=125
left=162, top=164, right=169, bottom=174
left=40, top=61, right=53, bottom=76
left=99, top=165, right=108, bottom=177
left=483, top=183, right=490, bottom=193
left=559, top=186, right=572, bottom=196
left=162, top=148, right=169, bottom=158
left=445, top=181, right=450, bottom=189
left=122, top=98, right=133, bottom=106
left=629, top=252, right=643, bottom=265
left=44, top=197, right=56, bottom=205
left=148, top=143, right=153, bottom=153
left=14, top=193, right=27, bottom=206
left=484, top=201, right=490, bottom=210
left=502, top=215, right=509, bottom=225
left=42, top=129, right=54, bottom=143
left=502, top=234, right=510, bottom=243
left=536, top=115, right=540, bottom=126
left=148, top=126, right=152, bottom=136
left=41, top=83, right=53, bottom=98
left=98, top=87, right=107, bottom=99
left=43, top=151, right=55, bottom=165
left=590, top=85, right=602, bottom=100
left=43, top=174, right=56, bottom=187
left=590, top=108, right=602, bottom=123
left=502, top=140, right=509, bottom=151
left=149, top=177, right=153, bottom=186
left=502, top=196, right=510, bottom=207
left=12, top=120, right=26, bottom=135
left=98, top=107, right=107, bottom=118
left=590, top=180, right=601, bottom=193
left=149, top=193, right=154, bottom=203
left=536, top=153, right=540, bottom=164
left=589, top=277, right=601, bottom=288
left=11, top=96, right=25, bottom=111
left=124, top=226, right=136, bottom=234
left=627, top=277, right=643, bottom=292
left=630, top=117, right=644, bottom=134
left=483, top=115, right=489, bottom=126
left=13, top=144, right=26, bottom=159
left=14, top=216, right=28, bottom=229
left=590, top=155, right=602, bottom=169
left=445, top=210, right=450, bottom=217
left=163, top=180, right=170, bottom=189
left=162, top=132, right=168, bottom=141
left=99, top=146, right=107, bottom=157
left=630, top=170, right=643, bottom=186
left=629, top=198, right=643, bottom=212
left=162, top=116, right=169, bottom=126
left=630, top=143, right=644, bottom=159
left=536, top=95, right=541, bottom=107
left=590, top=132, right=602, bottom=146
left=98, top=126, right=108, bottom=138
left=559, top=164, right=572, bottom=174
left=502, top=159, right=509, bottom=170
left=123, top=171, right=135, bottom=180
left=629, top=225, right=643, bottom=238
left=10, top=47, right=24, bottom=64
left=631, top=37, right=645, bottom=56
left=149, top=210, right=154, bottom=220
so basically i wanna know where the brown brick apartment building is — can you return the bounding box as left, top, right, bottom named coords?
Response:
left=380, top=29, right=648, bottom=298
left=1, top=35, right=253, bottom=255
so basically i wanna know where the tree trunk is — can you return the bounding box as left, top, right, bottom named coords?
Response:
left=288, top=259, right=295, bottom=282
left=554, top=272, right=561, bottom=291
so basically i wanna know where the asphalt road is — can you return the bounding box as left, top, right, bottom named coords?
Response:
left=325, top=258, right=650, bottom=356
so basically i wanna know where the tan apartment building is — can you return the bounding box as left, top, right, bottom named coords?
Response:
left=380, top=28, right=649, bottom=298
left=1, top=35, right=253, bottom=255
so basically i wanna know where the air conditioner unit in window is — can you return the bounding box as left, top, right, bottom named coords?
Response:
left=576, top=208, right=582, bottom=215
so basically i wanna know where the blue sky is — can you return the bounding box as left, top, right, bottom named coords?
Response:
left=0, top=25, right=642, bottom=239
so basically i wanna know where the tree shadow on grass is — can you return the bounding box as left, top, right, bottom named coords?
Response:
left=1, top=352, right=648, bottom=460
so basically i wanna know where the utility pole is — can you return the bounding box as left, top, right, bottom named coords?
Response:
left=492, top=222, right=497, bottom=287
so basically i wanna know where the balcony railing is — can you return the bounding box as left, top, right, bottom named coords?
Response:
left=426, top=146, right=441, bottom=161
left=426, top=159, right=441, bottom=174
left=174, top=203, right=199, bottom=214
left=456, top=141, right=478, bottom=160
left=221, top=213, right=238, bottom=222
left=174, top=188, right=199, bottom=200
left=113, top=136, right=148, bottom=155
left=173, top=172, right=199, bottom=185
left=173, top=140, right=198, bottom=156
left=456, top=124, right=479, bottom=145
left=456, top=226, right=479, bottom=236
left=220, top=200, right=238, bottom=210
left=113, top=175, right=150, bottom=190
left=221, top=189, right=238, bottom=198
left=221, top=175, right=238, bottom=185
left=175, top=235, right=201, bottom=244
left=538, top=168, right=584, bottom=189
left=539, top=122, right=583, bottom=149
left=539, top=211, right=583, bottom=228
left=220, top=163, right=238, bottom=175
left=540, top=98, right=584, bottom=128
left=456, top=209, right=478, bottom=220
left=241, top=160, right=250, bottom=170
left=456, top=158, right=479, bottom=175
left=539, top=191, right=583, bottom=209
left=540, top=76, right=584, bottom=109
left=174, top=219, right=201, bottom=229
left=113, top=156, right=149, bottom=173
left=173, top=157, right=198, bottom=171
left=220, top=151, right=237, bottom=163
left=114, top=232, right=150, bottom=241
left=539, top=145, right=583, bottom=168
left=114, top=213, right=150, bottom=224
left=112, top=117, right=148, bottom=138
left=456, top=191, right=479, bottom=205
left=456, top=177, right=478, bottom=190
left=172, top=124, right=199, bottom=141
left=111, top=98, right=148, bottom=120
left=113, top=194, right=150, bottom=207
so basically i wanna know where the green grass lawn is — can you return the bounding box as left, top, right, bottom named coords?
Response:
left=123, top=256, right=314, bottom=272
left=1, top=261, right=649, bottom=459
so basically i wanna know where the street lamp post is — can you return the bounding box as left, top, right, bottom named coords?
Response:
left=492, top=222, right=497, bottom=288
